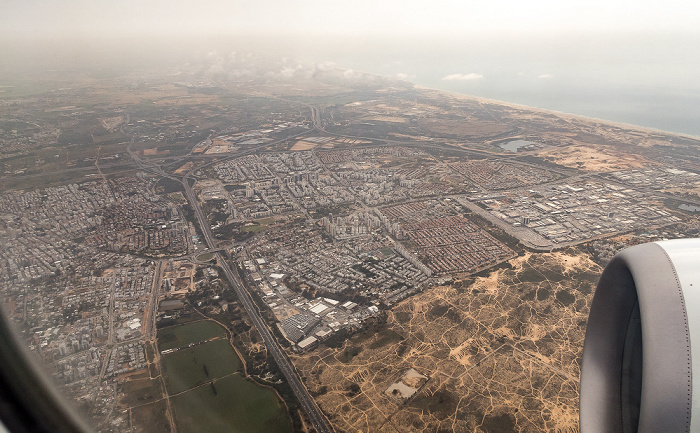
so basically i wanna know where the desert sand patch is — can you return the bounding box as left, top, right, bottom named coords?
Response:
left=291, top=249, right=602, bottom=433
left=174, top=161, right=194, bottom=175
left=663, top=186, right=700, bottom=198
left=536, top=143, right=650, bottom=172
left=366, top=115, right=408, bottom=123
left=290, top=140, right=318, bottom=151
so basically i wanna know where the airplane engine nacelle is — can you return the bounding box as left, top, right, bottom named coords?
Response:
left=581, top=239, right=700, bottom=433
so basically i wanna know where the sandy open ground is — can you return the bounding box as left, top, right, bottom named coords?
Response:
left=536, top=144, right=651, bottom=172
left=292, top=249, right=602, bottom=432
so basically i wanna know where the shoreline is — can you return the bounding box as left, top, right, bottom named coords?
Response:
left=410, top=83, right=700, bottom=141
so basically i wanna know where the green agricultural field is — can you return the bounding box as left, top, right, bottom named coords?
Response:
left=0, top=169, right=99, bottom=191
left=161, top=339, right=241, bottom=394
left=170, top=374, right=292, bottom=433
left=157, top=320, right=227, bottom=351
left=118, top=376, right=163, bottom=407
left=130, top=399, right=171, bottom=433
left=240, top=216, right=277, bottom=234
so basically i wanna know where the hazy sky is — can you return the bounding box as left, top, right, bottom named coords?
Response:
left=3, top=0, right=700, bottom=136
left=2, top=0, right=700, bottom=39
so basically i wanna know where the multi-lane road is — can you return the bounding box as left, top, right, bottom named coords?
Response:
left=123, top=105, right=334, bottom=431
left=181, top=174, right=334, bottom=433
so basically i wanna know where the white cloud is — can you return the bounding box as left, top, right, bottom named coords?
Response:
left=228, top=69, right=254, bottom=78
left=279, top=65, right=302, bottom=78
left=309, top=62, right=332, bottom=79
left=315, top=61, right=336, bottom=71
left=343, top=69, right=366, bottom=79
left=538, top=73, right=554, bottom=79
left=207, top=63, right=225, bottom=75
left=394, top=72, right=415, bottom=80
left=442, top=73, right=483, bottom=81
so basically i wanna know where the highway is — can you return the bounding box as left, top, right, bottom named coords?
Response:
left=181, top=174, right=334, bottom=433
left=123, top=104, right=334, bottom=431
left=310, top=106, right=323, bottom=130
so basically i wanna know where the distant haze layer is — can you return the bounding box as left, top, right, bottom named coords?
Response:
left=2, top=31, right=700, bottom=138
left=287, top=32, right=700, bottom=138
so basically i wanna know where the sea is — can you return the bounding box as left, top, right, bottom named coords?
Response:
left=289, top=32, right=700, bottom=138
